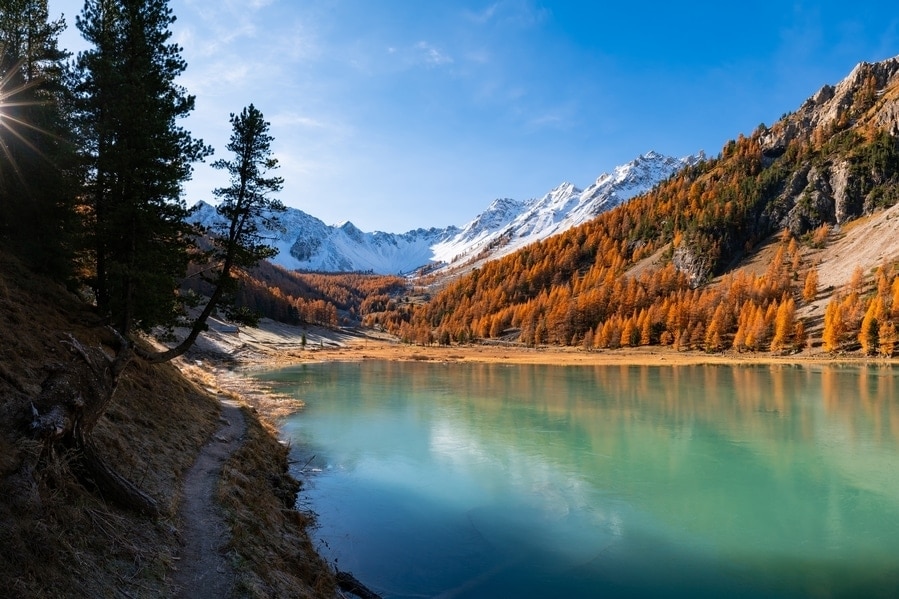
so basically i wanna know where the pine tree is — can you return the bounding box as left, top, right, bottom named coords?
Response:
left=0, top=0, right=76, bottom=276
left=74, top=0, right=212, bottom=336
left=148, top=104, right=285, bottom=361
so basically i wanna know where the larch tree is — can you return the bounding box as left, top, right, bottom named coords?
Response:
left=822, top=298, right=844, bottom=352
left=802, top=269, right=819, bottom=303
left=858, top=296, right=884, bottom=356
left=770, top=296, right=796, bottom=353
left=879, top=320, right=896, bottom=357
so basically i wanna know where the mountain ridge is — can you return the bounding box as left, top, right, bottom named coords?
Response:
left=192, top=150, right=703, bottom=274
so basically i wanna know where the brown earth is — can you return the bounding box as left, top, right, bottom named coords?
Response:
left=0, top=251, right=336, bottom=599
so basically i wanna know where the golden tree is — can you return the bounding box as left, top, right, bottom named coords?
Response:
left=770, top=296, right=796, bottom=353
left=802, top=269, right=819, bottom=303
left=822, top=297, right=844, bottom=352
left=879, top=321, right=896, bottom=357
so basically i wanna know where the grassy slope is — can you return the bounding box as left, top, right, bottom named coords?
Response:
left=0, top=251, right=335, bottom=598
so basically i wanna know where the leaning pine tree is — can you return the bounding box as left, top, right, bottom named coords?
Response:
left=146, top=103, right=286, bottom=362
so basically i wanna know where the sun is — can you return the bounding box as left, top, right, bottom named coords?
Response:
left=0, top=59, right=56, bottom=180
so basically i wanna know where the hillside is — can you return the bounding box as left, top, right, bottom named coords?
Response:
left=367, top=56, right=899, bottom=355
left=0, top=251, right=335, bottom=598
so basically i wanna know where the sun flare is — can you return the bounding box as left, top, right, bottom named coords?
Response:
left=0, top=59, right=57, bottom=181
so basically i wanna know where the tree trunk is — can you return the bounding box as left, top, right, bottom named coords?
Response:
left=29, top=334, right=158, bottom=515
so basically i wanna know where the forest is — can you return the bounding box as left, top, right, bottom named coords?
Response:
left=366, top=80, right=899, bottom=356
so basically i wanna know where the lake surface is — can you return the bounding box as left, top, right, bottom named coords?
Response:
left=260, top=361, right=899, bottom=598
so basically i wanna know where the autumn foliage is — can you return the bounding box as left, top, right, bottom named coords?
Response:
left=184, top=260, right=405, bottom=327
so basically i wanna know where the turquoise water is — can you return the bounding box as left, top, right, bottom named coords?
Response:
left=262, top=361, right=899, bottom=598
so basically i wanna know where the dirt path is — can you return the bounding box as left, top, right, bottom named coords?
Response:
left=173, top=398, right=246, bottom=599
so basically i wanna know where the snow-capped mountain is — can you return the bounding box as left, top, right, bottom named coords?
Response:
left=191, top=150, right=703, bottom=275
left=431, top=150, right=703, bottom=267
left=191, top=201, right=456, bottom=273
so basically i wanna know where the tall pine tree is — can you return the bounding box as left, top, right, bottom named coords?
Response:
left=146, top=104, right=286, bottom=362
left=73, top=0, right=211, bottom=337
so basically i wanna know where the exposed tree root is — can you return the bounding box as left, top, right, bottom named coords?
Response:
left=28, top=334, right=158, bottom=515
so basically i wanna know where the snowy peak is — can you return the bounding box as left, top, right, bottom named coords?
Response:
left=584, top=150, right=704, bottom=208
left=432, top=150, right=703, bottom=268
left=191, top=150, right=703, bottom=275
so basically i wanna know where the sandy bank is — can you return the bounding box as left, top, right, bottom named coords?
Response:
left=184, top=316, right=890, bottom=371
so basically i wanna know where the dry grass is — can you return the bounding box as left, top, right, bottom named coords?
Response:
left=0, top=249, right=334, bottom=598
left=0, top=251, right=221, bottom=597
left=216, top=403, right=337, bottom=597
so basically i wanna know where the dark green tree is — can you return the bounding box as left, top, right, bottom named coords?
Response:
left=0, top=0, right=77, bottom=277
left=147, top=103, right=286, bottom=361
left=73, top=0, right=212, bottom=337
left=30, top=1, right=288, bottom=514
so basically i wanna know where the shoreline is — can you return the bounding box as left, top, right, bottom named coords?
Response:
left=187, top=317, right=897, bottom=372
left=294, top=339, right=892, bottom=368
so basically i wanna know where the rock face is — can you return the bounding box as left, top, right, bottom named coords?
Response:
left=760, top=57, right=899, bottom=156
left=664, top=56, right=899, bottom=284
left=754, top=56, right=899, bottom=239
left=672, top=244, right=713, bottom=288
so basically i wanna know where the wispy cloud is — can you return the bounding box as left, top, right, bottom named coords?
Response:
left=414, top=41, right=454, bottom=67
left=464, top=3, right=500, bottom=24
left=463, top=1, right=548, bottom=28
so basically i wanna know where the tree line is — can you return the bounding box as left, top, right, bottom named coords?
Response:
left=1, top=0, right=285, bottom=354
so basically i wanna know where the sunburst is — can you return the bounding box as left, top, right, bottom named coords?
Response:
left=0, top=58, right=58, bottom=184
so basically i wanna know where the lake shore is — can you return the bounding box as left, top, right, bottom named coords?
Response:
left=303, top=338, right=885, bottom=367
left=188, top=316, right=889, bottom=371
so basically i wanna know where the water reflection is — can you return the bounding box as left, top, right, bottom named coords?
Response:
left=265, top=362, right=899, bottom=598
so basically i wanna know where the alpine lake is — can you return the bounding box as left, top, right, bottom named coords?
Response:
left=256, top=360, right=899, bottom=598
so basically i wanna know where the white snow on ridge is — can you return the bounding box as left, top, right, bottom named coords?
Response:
left=430, top=150, right=703, bottom=268
left=191, top=150, right=703, bottom=275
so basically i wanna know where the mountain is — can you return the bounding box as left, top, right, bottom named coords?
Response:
left=380, top=55, right=899, bottom=351
left=431, top=150, right=703, bottom=268
left=192, top=150, right=701, bottom=274
left=191, top=200, right=457, bottom=273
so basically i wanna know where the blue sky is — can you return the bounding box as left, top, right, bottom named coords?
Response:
left=48, top=1, right=899, bottom=232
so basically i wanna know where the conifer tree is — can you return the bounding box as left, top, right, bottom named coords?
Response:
left=0, top=0, right=76, bottom=276
left=145, top=104, right=285, bottom=361
left=770, top=296, right=796, bottom=353
left=30, top=0, right=287, bottom=512
left=74, top=0, right=212, bottom=336
left=878, top=320, right=896, bottom=357
left=802, top=269, right=819, bottom=303
left=891, top=276, right=899, bottom=320
left=859, top=296, right=884, bottom=356
left=793, top=319, right=807, bottom=350
left=822, top=298, right=844, bottom=352
left=704, top=302, right=727, bottom=352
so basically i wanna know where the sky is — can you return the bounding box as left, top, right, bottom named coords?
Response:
left=46, top=1, right=899, bottom=233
